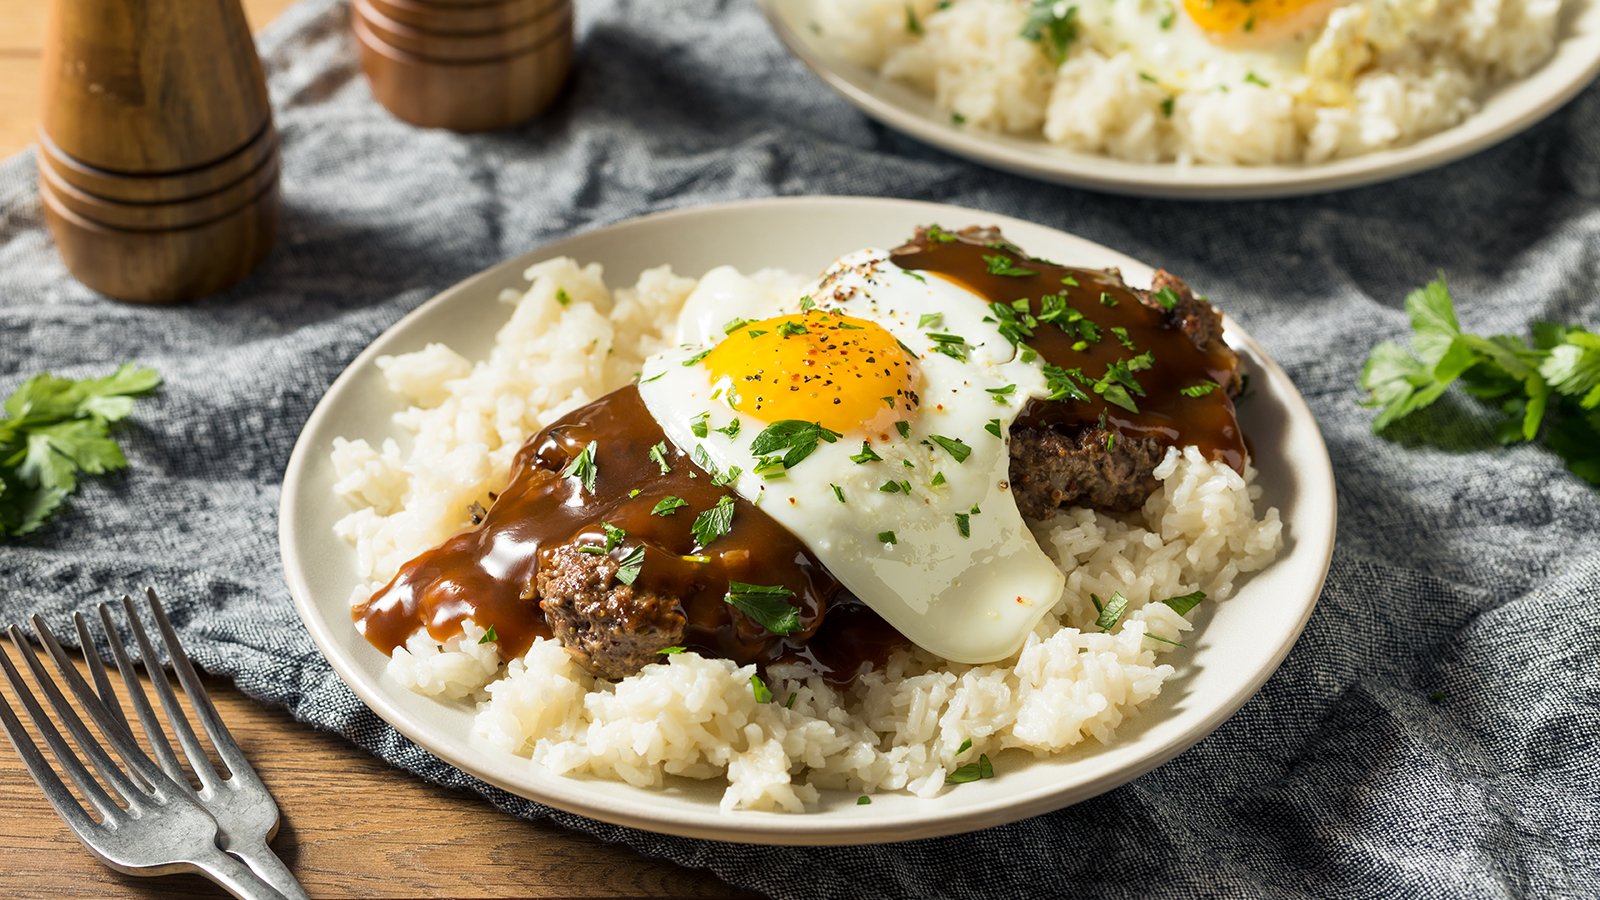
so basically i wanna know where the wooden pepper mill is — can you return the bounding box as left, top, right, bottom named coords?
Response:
left=37, top=0, right=280, bottom=304
left=354, top=0, right=574, bottom=132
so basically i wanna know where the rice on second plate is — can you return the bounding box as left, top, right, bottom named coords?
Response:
left=330, top=259, right=1283, bottom=811
left=809, top=0, right=1563, bottom=164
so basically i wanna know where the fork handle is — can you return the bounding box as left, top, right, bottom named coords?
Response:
left=187, top=845, right=291, bottom=900
left=228, top=837, right=312, bottom=900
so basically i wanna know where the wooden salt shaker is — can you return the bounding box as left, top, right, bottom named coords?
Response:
left=37, top=0, right=279, bottom=304
left=354, top=0, right=574, bottom=132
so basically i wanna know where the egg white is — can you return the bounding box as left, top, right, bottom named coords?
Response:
left=637, top=250, right=1066, bottom=664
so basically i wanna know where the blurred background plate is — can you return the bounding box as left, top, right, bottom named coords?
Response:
left=757, top=0, right=1600, bottom=200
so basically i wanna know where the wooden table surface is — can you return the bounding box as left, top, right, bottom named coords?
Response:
left=0, top=3, right=760, bottom=898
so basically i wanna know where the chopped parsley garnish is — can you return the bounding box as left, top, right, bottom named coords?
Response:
left=724, top=581, right=801, bottom=635
left=692, top=445, right=742, bottom=486
left=857, top=795, right=872, bottom=805
left=986, top=384, right=1017, bottom=403
left=746, top=329, right=769, bottom=338
left=723, top=317, right=752, bottom=334
left=690, top=411, right=710, bottom=438
left=928, top=332, right=970, bottom=361
left=895, top=420, right=911, bottom=438
left=681, top=349, right=712, bottom=367
left=883, top=396, right=898, bottom=408
left=955, top=512, right=971, bottom=538
left=786, top=692, right=798, bottom=709
left=985, top=419, right=1003, bottom=438
left=1160, top=590, right=1207, bottom=615
left=929, top=434, right=972, bottom=463
left=800, top=295, right=816, bottom=311
left=648, top=441, right=672, bottom=474
left=691, top=495, right=736, bottom=548
left=1160, top=96, right=1175, bottom=118
left=1021, top=0, right=1079, bottom=63
left=749, top=419, right=842, bottom=469
left=555, top=288, right=571, bottom=306
left=1110, top=325, right=1136, bottom=350
left=924, top=225, right=959, bottom=243
left=1091, top=592, right=1130, bottom=631
left=714, top=418, right=742, bottom=439
left=651, top=496, right=689, bottom=516
left=918, top=312, right=945, bottom=330
left=1159, top=4, right=1176, bottom=28
left=1180, top=381, right=1221, bottom=398
left=601, top=522, right=626, bottom=551
left=1245, top=71, right=1269, bottom=87
left=831, top=483, right=846, bottom=503
left=627, top=489, right=641, bottom=498
left=931, top=471, right=947, bottom=486
left=1100, top=292, right=1118, bottom=307
left=562, top=441, right=599, bottom=493
left=478, top=625, right=498, bottom=644
left=957, top=738, right=973, bottom=755
left=878, top=530, right=898, bottom=544
left=750, top=673, right=773, bottom=704
left=879, top=479, right=912, bottom=494
left=990, top=299, right=1038, bottom=348
left=1043, top=364, right=1091, bottom=403
left=850, top=442, right=883, bottom=463
left=638, top=371, right=665, bottom=384
left=982, top=253, right=1038, bottom=278
left=658, top=646, right=685, bottom=655
left=950, top=112, right=966, bottom=126
left=777, top=320, right=809, bottom=337
left=945, top=753, right=995, bottom=784
left=1153, top=287, right=1181, bottom=311
left=614, top=545, right=645, bottom=585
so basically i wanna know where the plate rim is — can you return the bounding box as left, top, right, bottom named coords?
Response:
left=755, top=0, right=1600, bottom=199
left=279, top=195, right=1338, bottom=844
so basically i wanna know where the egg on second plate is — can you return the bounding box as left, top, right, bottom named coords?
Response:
left=637, top=249, right=1065, bottom=664
left=1071, top=0, right=1425, bottom=97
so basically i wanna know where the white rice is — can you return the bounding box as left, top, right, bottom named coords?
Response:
left=811, top=0, right=1563, bottom=164
left=332, top=260, right=1284, bottom=810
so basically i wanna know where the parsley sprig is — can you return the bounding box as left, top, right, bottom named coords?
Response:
left=749, top=420, right=842, bottom=470
left=1, top=364, right=161, bottom=537
left=1360, top=276, right=1600, bottom=486
left=724, top=581, right=801, bottom=635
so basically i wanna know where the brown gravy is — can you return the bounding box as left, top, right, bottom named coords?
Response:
left=890, top=229, right=1245, bottom=471
left=354, top=385, right=901, bottom=679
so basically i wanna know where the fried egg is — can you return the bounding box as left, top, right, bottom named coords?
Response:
left=637, top=250, right=1065, bottom=664
left=1074, top=0, right=1422, bottom=96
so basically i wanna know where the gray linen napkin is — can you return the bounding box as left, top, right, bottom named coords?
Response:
left=3, top=0, right=1597, bottom=896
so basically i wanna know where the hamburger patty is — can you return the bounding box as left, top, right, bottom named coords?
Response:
left=537, top=545, right=687, bottom=680
left=1007, top=268, right=1243, bottom=516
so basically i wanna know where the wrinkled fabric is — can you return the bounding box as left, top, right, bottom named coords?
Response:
left=2, top=1, right=1597, bottom=897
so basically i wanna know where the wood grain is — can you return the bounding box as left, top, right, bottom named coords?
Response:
left=0, top=654, right=759, bottom=900
left=1, top=1, right=761, bottom=894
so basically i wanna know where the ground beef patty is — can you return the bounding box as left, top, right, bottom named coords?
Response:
left=537, top=545, right=686, bottom=679
left=1007, top=271, right=1241, bottom=516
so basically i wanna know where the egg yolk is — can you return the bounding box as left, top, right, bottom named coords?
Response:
left=1183, top=0, right=1337, bottom=41
left=703, top=310, right=919, bottom=435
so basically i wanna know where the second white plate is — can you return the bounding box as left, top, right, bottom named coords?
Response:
left=758, top=0, right=1600, bottom=199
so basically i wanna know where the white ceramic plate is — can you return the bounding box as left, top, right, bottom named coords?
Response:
left=757, top=0, right=1600, bottom=199
left=280, top=197, right=1336, bottom=844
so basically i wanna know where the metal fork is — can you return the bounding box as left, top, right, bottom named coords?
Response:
left=1, top=589, right=308, bottom=899
left=0, top=621, right=283, bottom=898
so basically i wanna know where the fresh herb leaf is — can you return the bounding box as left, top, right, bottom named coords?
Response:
left=1093, top=592, right=1130, bottom=631
left=479, top=625, right=498, bottom=644
left=918, top=312, right=945, bottom=330
left=957, top=738, right=973, bottom=754
left=982, top=254, right=1038, bottom=278
left=681, top=348, right=713, bottom=367
left=750, top=673, right=773, bottom=704
left=857, top=795, right=872, bottom=805
left=1180, top=381, right=1221, bottom=398
left=690, top=411, right=710, bottom=438
left=987, top=384, right=1017, bottom=403
left=878, top=530, right=898, bottom=544
left=651, top=496, right=689, bottom=516
left=1021, top=0, right=1079, bottom=63
left=929, top=434, right=972, bottom=463
left=723, top=317, right=752, bottom=335
left=1160, top=590, right=1206, bottom=615
left=714, top=418, right=742, bottom=439
left=945, top=753, right=996, bottom=784
left=600, top=522, right=626, bottom=552
left=777, top=320, right=809, bottom=337
left=831, top=483, right=846, bottom=503
left=659, top=646, right=686, bottom=655
left=955, top=512, right=971, bottom=537
left=0, top=365, right=159, bottom=535
left=895, top=420, right=912, bottom=438
left=614, top=545, right=646, bottom=585
left=850, top=441, right=883, bottom=463
left=927, top=332, right=970, bottom=361
left=985, top=419, right=1003, bottom=439
left=562, top=441, right=599, bottom=493
left=1152, top=287, right=1181, bottom=311
left=649, top=441, right=672, bottom=474
left=749, top=419, right=843, bottom=470
left=691, top=495, right=736, bottom=548
left=724, top=581, right=801, bottom=635
left=555, top=288, right=572, bottom=307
